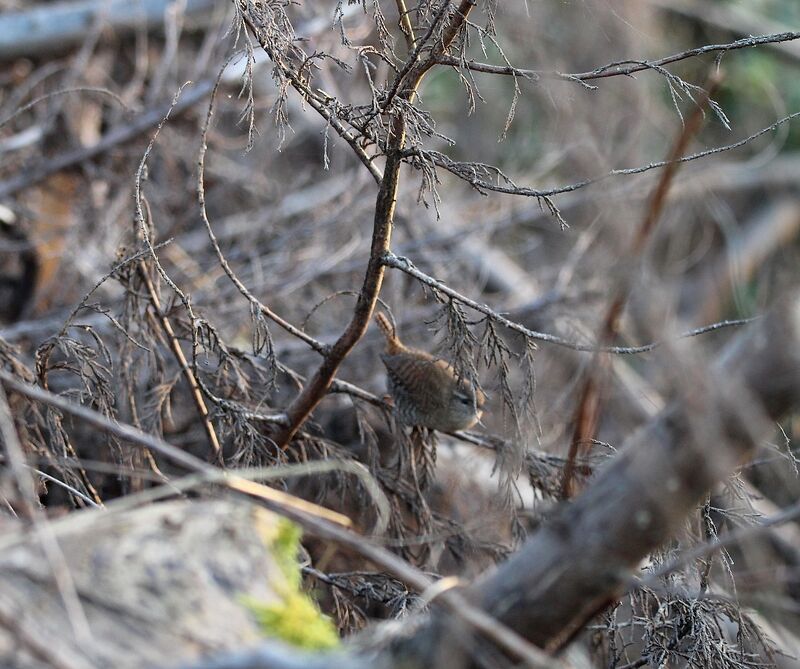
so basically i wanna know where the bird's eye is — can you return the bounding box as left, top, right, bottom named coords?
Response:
left=456, top=394, right=473, bottom=405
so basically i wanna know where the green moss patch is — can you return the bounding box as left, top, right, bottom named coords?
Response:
left=243, top=518, right=339, bottom=650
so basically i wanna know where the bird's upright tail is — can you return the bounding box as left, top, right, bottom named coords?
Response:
left=374, top=312, right=403, bottom=354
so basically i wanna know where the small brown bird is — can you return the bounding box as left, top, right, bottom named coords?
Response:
left=374, top=312, right=485, bottom=432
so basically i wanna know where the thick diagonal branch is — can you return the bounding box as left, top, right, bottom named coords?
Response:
left=389, top=292, right=800, bottom=664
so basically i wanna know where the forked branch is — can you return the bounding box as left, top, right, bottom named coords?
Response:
left=258, top=0, right=479, bottom=448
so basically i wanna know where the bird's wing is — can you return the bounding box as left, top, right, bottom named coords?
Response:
left=380, top=352, right=454, bottom=410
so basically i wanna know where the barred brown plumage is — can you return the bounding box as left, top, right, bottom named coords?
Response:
left=374, top=312, right=484, bottom=432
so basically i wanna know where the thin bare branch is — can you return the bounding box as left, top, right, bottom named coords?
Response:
left=435, top=31, right=800, bottom=85
left=381, top=252, right=754, bottom=353
left=406, top=109, right=800, bottom=205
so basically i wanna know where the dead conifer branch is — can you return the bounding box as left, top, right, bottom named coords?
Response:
left=381, top=251, right=753, bottom=354
left=637, top=498, right=800, bottom=590
left=255, top=0, right=479, bottom=449
left=136, top=261, right=223, bottom=467
left=401, top=110, right=800, bottom=207
left=0, top=370, right=347, bottom=527
left=234, top=2, right=382, bottom=183
left=3, top=3, right=800, bottom=666
left=435, top=31, right=800, bottom=84
left=173, top=293, right=800, bottom=669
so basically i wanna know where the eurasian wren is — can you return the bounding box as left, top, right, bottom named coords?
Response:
left=374, top=312, right=485, bottom=432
